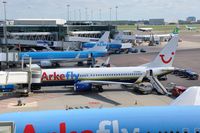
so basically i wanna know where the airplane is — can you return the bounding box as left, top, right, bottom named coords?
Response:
left=31, top=35, right=179, bottom=92
left=19, top=32, right=110, bottom=67
left=82, top=32, right=122, bottom=54
left=185, top=25, right=197, bottom=30
left=137, top=25, right=153, bottom=32
left=82, top=31, right=133, bottom=54
left=0, top=86, right=200, bottom=133
left=135, top=27, right=179, bottom=43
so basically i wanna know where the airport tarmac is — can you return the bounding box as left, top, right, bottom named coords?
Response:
left=0, top=85, right=173, bottom=114
left=0, top=35, right=200, bottom=114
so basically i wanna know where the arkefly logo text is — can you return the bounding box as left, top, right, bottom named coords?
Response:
left=23, top=120, right=140, bottom=133
left=42, top=71, right=79, bottom=81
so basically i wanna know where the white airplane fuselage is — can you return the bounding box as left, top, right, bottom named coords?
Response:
left=40, top=66, right=173, bottom=86
left=33, top=35, right=178, bottom=91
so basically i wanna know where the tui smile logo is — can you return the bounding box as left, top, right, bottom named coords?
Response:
left=159, top=52, right=175, bottom=64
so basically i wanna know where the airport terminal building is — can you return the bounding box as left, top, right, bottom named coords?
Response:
left=0, top=19, right=117, bottom=41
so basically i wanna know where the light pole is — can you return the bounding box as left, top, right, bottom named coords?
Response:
left=99, top=9, right=102, bottom=20
left=3, top=0, right=8, bottom=69
left=85, top=8, right=88, bottom=21
left=79, top=9, right=81, bottom=21
left=115, top=6, right=118, bottom=21
left=67, top=4, right=70, bottom=21
left=74, top=9, right=76, bottom=21
left=91, top=9, right=93, bottom=21
left=109, top=8, right=112, bottom=21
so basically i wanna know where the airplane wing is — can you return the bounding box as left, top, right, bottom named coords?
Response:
left=48, top=58, right=87, bottom=63
left=80, top=80, right=134, bottom=86
left=75, top=53, right=81, bottom=59
left=28, top=58, right=87, bottom=64
left=170, top=87, right=200, bottom=106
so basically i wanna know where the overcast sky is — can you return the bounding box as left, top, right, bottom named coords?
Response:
left=0, top=0, right=200, bottom=22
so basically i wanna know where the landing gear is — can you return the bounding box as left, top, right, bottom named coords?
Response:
left=31, top=85, right=41, bottom=91
left=97, top=86, right=104, bottom=92
left=77, top=61, right=84, bottom=66
left=52, top=63, right=60, bottom=68
left=87, top=58, right=96, bottom=67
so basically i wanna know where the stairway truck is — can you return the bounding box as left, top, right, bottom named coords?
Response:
left=146, top=69, right=171, bottom=95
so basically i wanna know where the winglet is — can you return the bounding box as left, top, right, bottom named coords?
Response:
left=172, top=26, right=180, bottom=34
left=171, top=86, right=200, bottom=106
left=98, top=31, right=110, bottom=43
left=112, top=31, right=123, bottom=44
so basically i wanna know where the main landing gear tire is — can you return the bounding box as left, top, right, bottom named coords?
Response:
left=97, top=86, right=104, bottom=92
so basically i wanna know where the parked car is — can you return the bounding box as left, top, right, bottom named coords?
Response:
left=172, top=68, right=180, bottom=75
left=93, top=63, right=111, bottom=68
left=158, top=75, right=168, bottom=81
left=177, top=69, right=187, bottom=77
left=140, top=48, right=146, bottom=53
left=185, top=71, right=199, bottom=80
left=172, top=68, right=199, bottom=80
left=129, top=48, right=139, bottom=53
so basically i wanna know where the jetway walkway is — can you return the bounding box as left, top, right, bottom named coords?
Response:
left=0, top=58, right=41, bottom=96
left=0, top=71, right=29, bottom=85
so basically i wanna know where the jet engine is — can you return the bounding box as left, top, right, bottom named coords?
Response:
left=74, top=82, right=92, bottom=92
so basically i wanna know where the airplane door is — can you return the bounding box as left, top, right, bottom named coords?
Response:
left=146, top=69, right=153, bottom=77
left=150, top=70, right=153, bottom=76
left=0, top=122, right=15, bottom=133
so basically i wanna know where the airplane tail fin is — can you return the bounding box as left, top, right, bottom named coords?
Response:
left=82, top=31, right=109, bottom=52
left=98, top=31, right=110, bottom=43
left=171, top=86, right=200, bottom=106
left=172, top=26, right=180, bottom=34
left=112, top=31, right=123, bottom=44
left=145, top=35, right=179, bottom=68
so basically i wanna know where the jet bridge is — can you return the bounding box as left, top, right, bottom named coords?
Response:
left=0, top=58, right=41, bottom=96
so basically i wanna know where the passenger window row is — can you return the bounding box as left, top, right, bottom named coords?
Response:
left=79, top=73, right=142, bottom=77
left=145, top=128, right=200, bottom=133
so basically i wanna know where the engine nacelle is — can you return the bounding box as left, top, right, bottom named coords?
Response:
left=40, top=60, right=52, bottom=67
left=74, top=82, right=92, bottom=92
